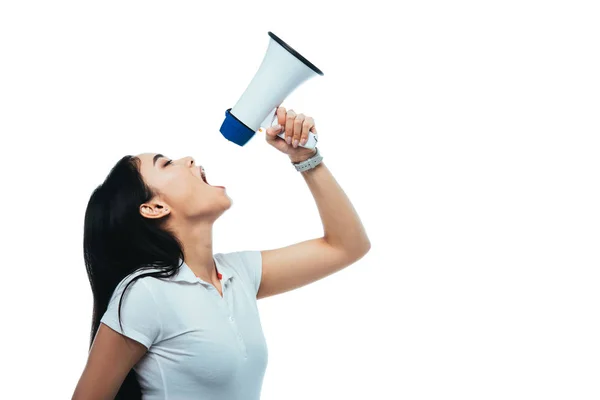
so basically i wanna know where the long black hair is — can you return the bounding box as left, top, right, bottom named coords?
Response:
left=83, top=155, right=183, bottom=399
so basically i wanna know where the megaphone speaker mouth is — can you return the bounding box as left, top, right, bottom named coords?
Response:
left=268, top=32, right=324, bottom=76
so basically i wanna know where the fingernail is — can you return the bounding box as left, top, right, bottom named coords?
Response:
left=300, top=138, right=307, bottom=146
left=274, top=124, right=281, bottom=131
left=293, top=139, right=299, bottom=148
left=286, top=136, right=292, bottom=144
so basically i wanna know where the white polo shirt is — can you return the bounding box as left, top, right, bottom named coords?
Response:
left=100, top=250, right=268, bottom=400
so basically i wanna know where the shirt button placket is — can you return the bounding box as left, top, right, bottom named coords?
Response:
left=229, top=316, right=247, bottom=357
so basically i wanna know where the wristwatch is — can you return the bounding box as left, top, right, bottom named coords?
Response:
left=291, top=147, right=323, bottom=172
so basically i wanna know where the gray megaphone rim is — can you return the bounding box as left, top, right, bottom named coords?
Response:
left=268, top=32, right=324, bottom=76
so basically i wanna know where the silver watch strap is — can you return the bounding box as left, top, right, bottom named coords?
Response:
left=292, top=147, right=322, bottom=172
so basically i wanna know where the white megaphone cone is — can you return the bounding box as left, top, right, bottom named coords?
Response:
left=219, top=32, right=323, bottom=148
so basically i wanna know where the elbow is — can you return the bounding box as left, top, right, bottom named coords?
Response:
left=359, top=241, right=371, bottom=257
left=324, top=236, right=371, bottom=260
left=358, top=234, right=372, bottom=254
left=349, top=240, right=371, bottom=260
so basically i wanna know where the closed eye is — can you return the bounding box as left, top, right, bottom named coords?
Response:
left=164, top=160, right=173, bottom=166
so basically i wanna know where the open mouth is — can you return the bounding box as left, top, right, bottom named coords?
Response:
left=198, top=166, right=208, bottom=184
left=198, top=166, right=224, bottom=189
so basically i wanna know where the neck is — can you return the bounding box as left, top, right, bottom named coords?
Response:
left=174, top=220, right=217, bottom=283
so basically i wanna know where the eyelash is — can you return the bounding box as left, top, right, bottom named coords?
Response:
left=165, top=160, right=173, bottom=166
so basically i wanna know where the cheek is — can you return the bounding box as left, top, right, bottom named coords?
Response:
left=182, top=182, right=200, bottom=201
left=162, top=179, right=196, bottom=203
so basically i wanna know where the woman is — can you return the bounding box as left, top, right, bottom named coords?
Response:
left=72, top=107, right=371, bottom=399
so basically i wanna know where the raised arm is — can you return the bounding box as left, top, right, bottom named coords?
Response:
left=258, top=108, right=371, bottom=299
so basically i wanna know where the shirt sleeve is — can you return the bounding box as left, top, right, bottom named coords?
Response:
left=235, top=250, right=263, bottom=297
left=100, top=276, right=161, bottom=349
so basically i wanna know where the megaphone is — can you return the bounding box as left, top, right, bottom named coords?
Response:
left=219, top=32, right=324, bottom=148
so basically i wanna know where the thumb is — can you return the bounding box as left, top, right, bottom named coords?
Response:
left=265, top=124, right=283, bottom=138
left=264, top=124, right=289, bottom=153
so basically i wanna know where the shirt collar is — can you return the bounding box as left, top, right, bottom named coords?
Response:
left=167, top=255, right=232, bottom=285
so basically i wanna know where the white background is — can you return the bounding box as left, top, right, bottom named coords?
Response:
left=1, top=1, right=599, bottom=399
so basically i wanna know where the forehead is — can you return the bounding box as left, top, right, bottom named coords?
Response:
left=136, top=153, right=167, bottom=178
left=137, top=153, right=165, bottom=167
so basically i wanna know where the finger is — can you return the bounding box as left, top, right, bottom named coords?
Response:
left=292, top=113, right=305, bottom=148
left=264, top=125, right=288, bottom=152
left=285, top=109, right=296, bottom=145
left=300, top=116, right=314, bottom=146
left=265, top=124, right=283, bottom=138
left=276, top=106, right=287, bottom=127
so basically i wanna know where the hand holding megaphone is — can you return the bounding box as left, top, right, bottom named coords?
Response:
left=259, top=106, right=318, bottom=150
left=262, top=107, right=319, bottom=157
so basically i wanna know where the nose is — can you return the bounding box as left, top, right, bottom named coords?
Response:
left=185, top=156, right=195, bottom=167
left=184, top=156, right=203, bottom=174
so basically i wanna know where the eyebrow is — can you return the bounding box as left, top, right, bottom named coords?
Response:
left=153, top=153, right=165, bottom=167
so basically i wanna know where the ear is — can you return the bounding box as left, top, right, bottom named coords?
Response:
left=139, top=202, right=170, bottom=219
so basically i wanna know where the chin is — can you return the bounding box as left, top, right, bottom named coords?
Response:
left=222, top=196, right=233, bottom=210
left=213, top=195, right=233, bottom=216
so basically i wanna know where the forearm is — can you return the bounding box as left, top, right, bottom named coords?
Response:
left=295, top=160, right=371, bottom=256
